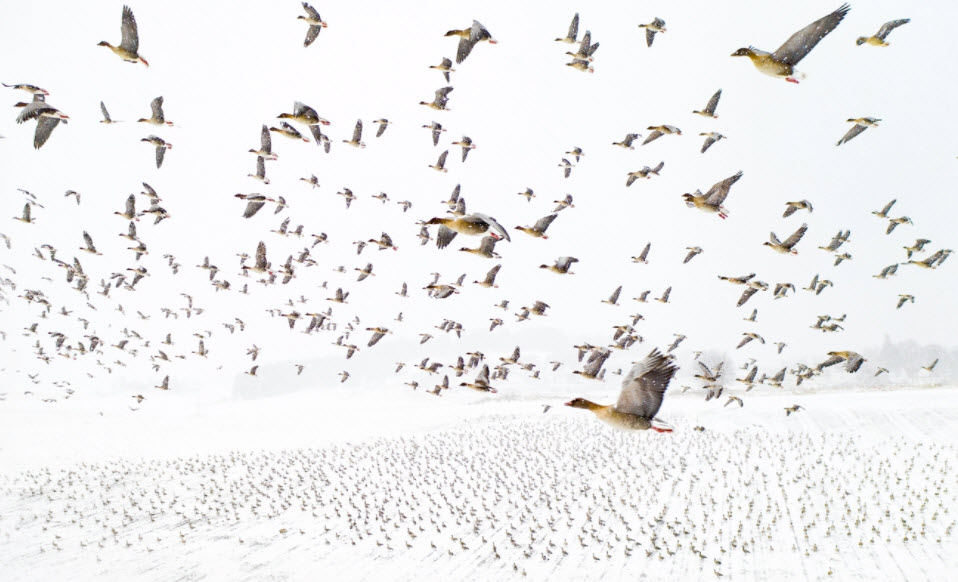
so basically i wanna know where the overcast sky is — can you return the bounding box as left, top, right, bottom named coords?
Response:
left=1, top=0, right=955, bottom=399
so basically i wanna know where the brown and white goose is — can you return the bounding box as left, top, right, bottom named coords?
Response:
left=566, top=348, right=678, bottom=432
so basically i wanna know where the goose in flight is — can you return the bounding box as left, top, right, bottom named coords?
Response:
left=99, top=5, right=149, bottom=66
left=249, top=125, right=277, bottom=159
left=683, top=246, right=703, bottom=264
left=873, top=263, right=899, bottom=279
left=541, top=256, right=578, bottom=274
left=343, top=119, right=365, bottom=148
left=429, top=150, right=449, bottom=172
left=366, top=327, right=391, bottom=347
left=903, top=238, right=931, bottom=259
left=603, top=285, right=622, bottom=306
left=3, top=82, right=48, bottom=95
left=15, top=94, right=69, bottom=149
left=13, top=203, right=36, bottom=224
left=566, top=348, right=678, bottom=432
left=556, top=13, right=579, bottom=44
left=693, top=89, right=722, bottom=118
left=632, top=243, right=651, bottom=264
left=515, top=214, right=557, bottom=239
left=372, top=118, right=390, bottom=137
left=626, top=162, right=664, bottom=185
left=141, top=136, right=172, bottom=168
left=298, top=2, right=327, bottom=47
left=731, top=4, right=850, bottom=83
left=783, top=200, right=813, bottom=217
left=737, top=332, right=765, bottom=349
left=452, top=136, right=475, bottom=161
left=270, top=122, right=310, bottom=143
left=474, top=264, right=502, bottom=288
left=99, top=101, right=119, bottom=124
left=818, top=229, right=851, bottom=252
left=817, top=350, right=866, bottom=373
left=241, top=241, right=271, bottom=276
left=249, top=156, right=269, bottom=184
left=429, top=57, right=455, bottom=82
left=836, top=117, right=879, bottom=146
left=857, top=18, right=909, bottom=47
left=764, top=223, right=808, bottom=254
left=553, top=194, right=574, bottom=212
left=423, top=121, right=446, bottom=147
left=699, top=133, right=725, bottom=154
left=445, top=20, right=497, bottom=64
left=421, top=86, right=453, bottom=111
left=683, top=171, right=743, bottom=219
left=643, top=125, right=681, bottom=146
left=277, top=101, right=331, bottom=144
left=426, top=213, right=511, bottom=249
left=886, top=216, right=912, bottom=235
left=80, top=232, right=102, bottom=255
left=613, top=133, right=641, bottom=149
left=138, top=96, right=173, bottom=126
left=460, top=235, right=500, bottom=258
left=638, top=18, right=666, bottom=47
left=872, top=198, right=896, bottom=219
left=460, top=364, right=496, bottom=393
left=656, top=286, right=672, bottom=303
left=235, top=194, right=274, bottom=218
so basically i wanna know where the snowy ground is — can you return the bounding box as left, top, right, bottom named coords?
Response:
left=1, top=385, right=957, bottom=581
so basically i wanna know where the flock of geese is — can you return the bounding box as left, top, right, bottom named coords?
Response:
left=1, top=419, right=954, bottom=578
left=0, top=3, right=952, bottom=434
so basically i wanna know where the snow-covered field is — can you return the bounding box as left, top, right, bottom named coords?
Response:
left=2, top=385, right=956, bottom=581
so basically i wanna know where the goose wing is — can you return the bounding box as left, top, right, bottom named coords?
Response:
left=567, top=13, right=579, bottom=40
left=782, top=223, right=808, bottom=248
left=533, top=214, right=558, bottom=233
left=150, top=96, right=164, bottom=123
left=34, top=117, right=63, bottom=149
left=704, top=89, right=722, bottom=115
left=615, top=348, right=677, bottom=418
left=436, top=225, right=457, bottom=249
left=836, top=123, right=867, bottom=146
left=120, top=5, right=140, bottom=54
left=876, top=18, right=909, bottom=40
left=352, top=119, right=363, bottom=143
left=771, top=4, right=850, bottom=66
left=704, top=171, right=743, bottom=206
left=471, top=213, right=511, bottom=242
left=261, top=124, right=272, bottom=153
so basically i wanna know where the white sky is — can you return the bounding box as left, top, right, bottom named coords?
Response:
left=1, top=0, right=956, bottom=399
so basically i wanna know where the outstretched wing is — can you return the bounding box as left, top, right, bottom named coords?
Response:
left=534, top=214, right=558, bottom=233
left=771, top=4, right=850, bottom=66
left=615, top=348, right=677, bottom=418
left=436, top=225, right=457, bottom=249
left=876, top=18, right=909, bottom=40
left=704, top=89, right=722, bottom=115
left=705, top=171, right=743, bottom=206
left=836, top=123, right=867, bottom=146
left=472, top=212, right=511, bottom=242
left=304, top=25, right=322, bottom=47
left=782, top=223, right=808, bottom=248
left=642, top=130, right=663, bottom=145
left=120, top=5, right=139, bottom=54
